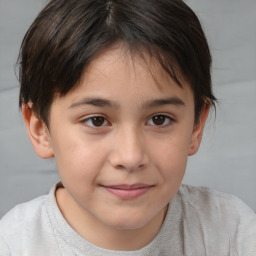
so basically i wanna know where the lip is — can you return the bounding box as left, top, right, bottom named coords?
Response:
left=102, top=184, right=154, bottom=200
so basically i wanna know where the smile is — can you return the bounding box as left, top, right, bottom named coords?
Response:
left=102, top=184, right=154, bottom=200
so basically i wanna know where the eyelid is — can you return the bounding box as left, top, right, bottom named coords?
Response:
left=81, top=114, right=111, bottom=128
left=146, top=113, right=175, bottom=127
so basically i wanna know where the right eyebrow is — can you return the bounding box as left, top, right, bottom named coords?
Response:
left=142, top=97, right=185, bottom=109
left=68, top=97, right=120, bottom=109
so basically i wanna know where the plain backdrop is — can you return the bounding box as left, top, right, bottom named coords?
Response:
left=0, top=0, right=255, bottom=218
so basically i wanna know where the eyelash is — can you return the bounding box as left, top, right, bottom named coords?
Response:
left=82, top=115, right=110, bottom=128
left=146, top=114, right=174, bottom=127
left=81, top=114, right=174, bottom=129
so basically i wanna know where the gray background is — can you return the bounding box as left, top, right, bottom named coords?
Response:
left=0, top=0, right=255, bottom=218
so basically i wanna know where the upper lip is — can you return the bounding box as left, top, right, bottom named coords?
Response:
left=102, top=184, right=153, bottom=190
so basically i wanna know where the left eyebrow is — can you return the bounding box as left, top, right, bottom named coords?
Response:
left=68, top=97, right=119, bottom=109
left=142, top=97, right=185, bottom=109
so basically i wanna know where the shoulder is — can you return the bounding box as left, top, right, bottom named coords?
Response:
left=0, top=183, right=62, bottom=234
left=0, top=185, right=62, bottom=255
left=0, top=195, right=48, bottom=255
left=178, top=184, right=255, bottom=218
left=0, top=195, right=48, bottom=236
left=176, top=184, right=256, bottom=255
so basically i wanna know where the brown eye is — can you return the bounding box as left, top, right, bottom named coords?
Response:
left=91, top=117, right=105, bottom=127
left=146, top=114, right=173, bottom=127
left=83, top=116, right=109, bottom=127
left=152, top=115, right=166, bottom=125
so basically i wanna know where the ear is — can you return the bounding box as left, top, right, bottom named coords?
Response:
left=22, top=103, right=54, bottom=159
left=188, top=104, right=210, bottom=156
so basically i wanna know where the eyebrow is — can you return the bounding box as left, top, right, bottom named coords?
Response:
left=69, top=96, right=185, bottom=109
left=142, top=97, right=185, bottom=109
left=69, top=97, right=119, bottom=109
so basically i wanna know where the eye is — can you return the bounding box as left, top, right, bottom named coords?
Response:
left=82, top=116, right=110, bottom=128
left=146, top=114, right=173, bottom=127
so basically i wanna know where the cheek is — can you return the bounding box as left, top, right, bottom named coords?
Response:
left=51, top=132, right=108, bottom=181
left=53, top=140, right=104, bottom=201
left=151, top=134, right=191, bottom=180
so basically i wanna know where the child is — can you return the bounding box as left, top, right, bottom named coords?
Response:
left=0, top=0, right=255, bottom=255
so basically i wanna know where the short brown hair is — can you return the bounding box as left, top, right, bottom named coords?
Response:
left=18, top=0, right=216, bottom=125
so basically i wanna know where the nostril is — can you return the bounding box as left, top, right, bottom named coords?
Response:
left=116, top=164, right=125, bottom=170
left=114, top=162, right=147, bottom=172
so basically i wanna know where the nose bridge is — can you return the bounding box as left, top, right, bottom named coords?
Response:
left=110, top=124, right=148, bottom=171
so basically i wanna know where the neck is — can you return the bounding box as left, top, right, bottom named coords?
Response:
left=56, top=187, right=167, bottom=251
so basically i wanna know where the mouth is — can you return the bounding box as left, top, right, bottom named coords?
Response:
left=101, top=184, right=154, bottom=200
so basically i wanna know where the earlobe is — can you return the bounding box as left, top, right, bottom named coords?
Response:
left=188, top=104, right=210, bottom=156
left=22, top=103, right=54, bottom=159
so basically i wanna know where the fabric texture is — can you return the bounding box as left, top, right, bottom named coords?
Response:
left=0, top=183, right=256, bottom=256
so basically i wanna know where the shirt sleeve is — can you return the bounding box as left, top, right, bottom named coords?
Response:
left=0, top=234, right=11, bottom=256
left=234, top=197, right=256, bottom=255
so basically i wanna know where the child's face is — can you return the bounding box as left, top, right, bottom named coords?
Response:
left=26, top=46, right=208, bottom=239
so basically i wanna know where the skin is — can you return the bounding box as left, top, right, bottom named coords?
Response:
left=22, top=46, right=209, bottom=251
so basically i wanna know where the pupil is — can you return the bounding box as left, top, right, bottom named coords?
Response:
left=92, top=117, right=104, bottom=126
left=153, top=115, right=165, bottom=125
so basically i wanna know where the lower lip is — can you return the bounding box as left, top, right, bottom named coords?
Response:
left=103, top=186, right=152, bottom=200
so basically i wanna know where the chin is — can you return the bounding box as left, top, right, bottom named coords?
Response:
left=104, top=210, right=154, bottom=231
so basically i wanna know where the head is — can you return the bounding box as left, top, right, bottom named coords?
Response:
left=19, top=0, right=215, bottom=126
left=19, top=0, right=217, bottom=249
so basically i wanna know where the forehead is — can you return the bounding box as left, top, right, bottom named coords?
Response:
left=54, top=45, right=194, bottom=109
left=84, top=45, right=188, bottom=86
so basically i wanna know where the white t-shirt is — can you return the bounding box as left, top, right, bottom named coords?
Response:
left=0, top=183, right=256, bottom=256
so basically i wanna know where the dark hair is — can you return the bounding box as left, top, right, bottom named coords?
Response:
left=18, top=0, right=216, bottom=125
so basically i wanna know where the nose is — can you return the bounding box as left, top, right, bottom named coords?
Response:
left=109, top=126, right=149, bottom=172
